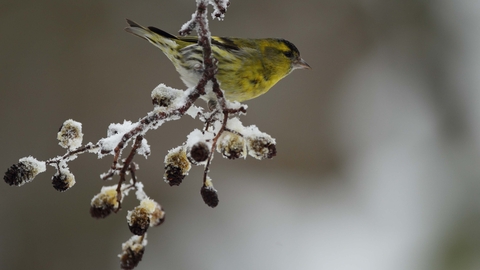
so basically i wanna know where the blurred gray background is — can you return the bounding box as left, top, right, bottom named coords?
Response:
left=1, top=0, right=480, bottom=269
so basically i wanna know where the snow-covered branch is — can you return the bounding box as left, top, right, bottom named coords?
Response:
left=3, top=1, right=277, bottom=269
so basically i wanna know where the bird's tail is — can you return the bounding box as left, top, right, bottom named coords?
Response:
left=125, top=19, right=179, bottom=50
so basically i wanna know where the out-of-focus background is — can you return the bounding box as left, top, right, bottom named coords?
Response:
left=1, top=0, right=479, bottom=269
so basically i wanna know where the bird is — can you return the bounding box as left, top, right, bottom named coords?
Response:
left=125, top=19, right=310, bottom=102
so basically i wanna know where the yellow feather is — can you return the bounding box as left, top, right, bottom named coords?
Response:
left=125, top=20, right=310, bottom=102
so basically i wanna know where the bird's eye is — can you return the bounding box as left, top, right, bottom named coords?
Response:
left=283, top=50, right=294, bottom=58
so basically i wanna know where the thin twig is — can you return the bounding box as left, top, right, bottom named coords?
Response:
left=203, top=111, right=229, bottom=184
left=115, top=135, right=144, bottom=210
left=45, top=143, right=99, bottom=166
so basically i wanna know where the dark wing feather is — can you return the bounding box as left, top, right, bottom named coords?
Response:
left=147, top=26, right=179, bottom=40
left=211, top=37, right=240, bottom=51
left=178, top=36, right=199, bottom=44
left=178, top=36, right=240, bottom=51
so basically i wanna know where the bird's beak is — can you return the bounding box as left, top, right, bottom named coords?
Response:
left=293, top=58, right=311, bottom=70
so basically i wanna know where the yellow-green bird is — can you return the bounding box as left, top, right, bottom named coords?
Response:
left=125, top=19, right=310, bottom=102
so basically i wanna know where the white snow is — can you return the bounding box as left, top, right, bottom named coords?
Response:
left=209, top=0, right=229, bottom=20
left=151, top=83, right=185, bottom=110
left=204, top=176, right=217, bottom=191
left=134, top=181, right=148, bottom=201
left=179, top=13, right=197, bottom=35
left=225, top=117, right=245, bottom=133
left=98, top=120, right=138, bottom=157
left=242, top=125, right=276, bottom=145
left=16, top=156, right=46, bottom=185
left=120, top=234, right=148, bottom=253
left=186, top=104, right=203, bottom=119
left=136, top=137, right=151, bottom=158
left=185, top=128, right=214, bottom=149
left=225, top=100, right=247, bottom=114
left=19, top=156, right=46, bottom=175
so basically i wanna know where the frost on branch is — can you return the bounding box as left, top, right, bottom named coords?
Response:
left=210, top=0, right=230, bottom=20
left=3, top=1, right=278, bottom=269
left=99, top=120, right=138, bottom=158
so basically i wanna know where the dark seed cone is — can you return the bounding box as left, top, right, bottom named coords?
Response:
left=164, top=164, right=185, bottom=186
left=150, top=205, right=165, bottom=227
left=4, top=162, right=32, bottom=186
left=201, top=185, right=219, bottom=208
left=152, top=95, right=172, bottom=107
left=128, top=208, right=150, bottom=236
left=265, top=143, right=277, bottom=158
left=90, top=204, right=115, bottom=219
left=51, top=172, right=75, bottom=192
left=164, top=146, right=191, bottom=186
left=189, top=142, right=210, bottom=163
left=120, top=246, right=145, bottom=270
left=249, top=137, right=277, bottom=159
left=217, top=132, right=246, bottom=160
left=90, top=187, right=119, bottom=219
left=222, top=148, right=243, bottom=159
left=52, top=174, right=69, bottom=191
